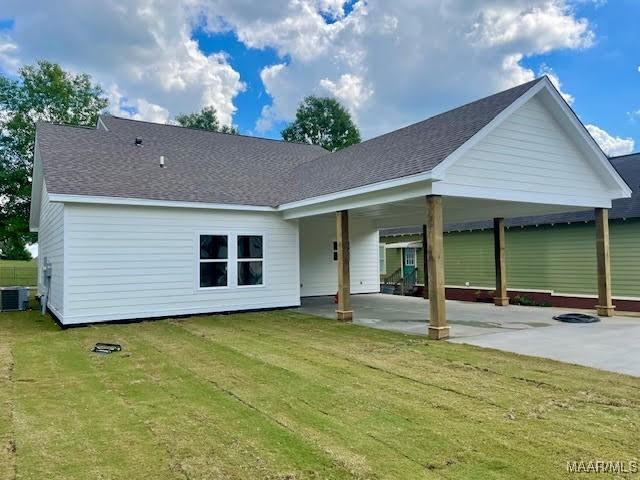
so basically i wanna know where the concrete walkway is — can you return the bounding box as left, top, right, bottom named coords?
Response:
left=298, top=294, right=640, bottom=377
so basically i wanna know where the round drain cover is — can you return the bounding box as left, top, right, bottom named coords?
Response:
left=553, top=313, right=600, bottom=323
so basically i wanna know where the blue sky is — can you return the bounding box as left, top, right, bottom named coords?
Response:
left=520, top=0, right=639, bottom=150
left=0, top=0, right=638, bottom=154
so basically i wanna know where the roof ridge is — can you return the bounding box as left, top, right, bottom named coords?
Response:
left=36, top=121, right=98, bottom=131
left=102, top=114, right=325, bottom=149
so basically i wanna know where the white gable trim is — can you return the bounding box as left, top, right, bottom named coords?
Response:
left=47, top=194, right=278, bottom=212
left=29, top=143, right=44, bottom=232
left=432, top=77, right=631, bottom=198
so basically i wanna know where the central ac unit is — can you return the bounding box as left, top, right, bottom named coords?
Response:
left=0, top=287, right=29, bottom=312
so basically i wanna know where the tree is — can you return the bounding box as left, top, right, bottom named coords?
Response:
left=176, top=106, right=239, bottom=134
left=0, top=238, right=31, bottom=260
left=281, top=96, right=361, bottom=151
left=0, top=60, right=107, bottom=258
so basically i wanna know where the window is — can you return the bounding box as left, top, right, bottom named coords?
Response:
left=379, top=245, right=386, bottom=274
left=238, top=235, right=263, bottom=286
left=199, top=235, right=228, bottom=288
left=332, top=241, right=338, bottom=261
left=404, top=247, right=416, bottom=267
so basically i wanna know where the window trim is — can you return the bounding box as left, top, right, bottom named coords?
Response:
left=236, top=233, right=265, bottom=289
left=379, top=245, right=386, bottom=275
left=196, top=231, right=230, bottom=290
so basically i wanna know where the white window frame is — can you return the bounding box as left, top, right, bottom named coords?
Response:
left=196, top=231, right=230, bottom=290
left=404, top=247, right=416, bottom=267
left=237, top=233, right=266, bottom=289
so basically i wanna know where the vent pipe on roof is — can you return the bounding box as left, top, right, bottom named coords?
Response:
left=159, top=155, right=165, bottom=168
left=135, top=137, right=143, bottom=146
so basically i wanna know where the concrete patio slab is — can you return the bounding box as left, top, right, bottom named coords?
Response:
left=298, top=293, right=640, bottom=376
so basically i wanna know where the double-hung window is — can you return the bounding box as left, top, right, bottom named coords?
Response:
left=199, top=235, right=228, bottom=288
left=237, top=235, right=263, bottom=286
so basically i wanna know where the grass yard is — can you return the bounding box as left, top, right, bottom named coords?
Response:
left=0, top=260, right=37, bottom=287
left=1, top=310, right=639, bottom=479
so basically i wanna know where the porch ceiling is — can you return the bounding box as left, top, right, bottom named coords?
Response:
left=348, top=195, right=593, bottom=229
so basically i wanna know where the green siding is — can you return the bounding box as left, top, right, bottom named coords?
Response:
left=381, top=219, right=640, bottom=298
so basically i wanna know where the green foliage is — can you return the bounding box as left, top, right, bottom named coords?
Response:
left=281, top=96, right=361, bottom=151
left=511, top=295, right=551, bottom=307
left=0, top=60, right=107, bottom=258
left=175, top=106, right=239, bottom=134
left=0, top=239, right=31, bottom=261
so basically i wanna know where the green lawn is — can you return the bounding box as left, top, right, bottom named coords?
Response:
left=0, top=260, right=37, bottom=287
left=1, top=310, right=639, bottom=479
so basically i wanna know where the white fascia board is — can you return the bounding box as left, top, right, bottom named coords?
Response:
left=432, top=183, right=613, bottom=208
left=277, top=170, right=440, bottom=212
left=430, top=80, right=547, bottom=179
left=47, top=194, right=277, bottom=212
left=537, top=78, right=632, bottom=198
left=280, top=180, right=434, bottom=220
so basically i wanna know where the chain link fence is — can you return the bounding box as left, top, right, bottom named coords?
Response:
left=0, top=266, right=38, bottom=287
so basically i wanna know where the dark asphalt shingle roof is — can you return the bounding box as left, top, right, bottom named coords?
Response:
left=37, top=115, right=327, bottom=206
left=37, top=78, right=543, bottom=206
left=380, top=153, right=640, bottom=238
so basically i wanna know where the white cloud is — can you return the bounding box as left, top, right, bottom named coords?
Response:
left=1, top=0, right=601, bottom=137
left=1, top=0, right=245, bottom=125
left=320, top=74, right=373, bottom=111
left=0, top=36, right=20, bottom=73
left=468, top=3, right=593, bottom=53
left=195, top=0, right=596, bottom=138
left=585, top=124, right=635, bottom=156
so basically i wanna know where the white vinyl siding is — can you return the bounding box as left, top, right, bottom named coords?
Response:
left=299, top=215, right=380, bottom=296
left=439, top=95, right=614, bottom=203
left=37, top=181, right=64, bottom=317
left=62, top=204, right=299, bottom=325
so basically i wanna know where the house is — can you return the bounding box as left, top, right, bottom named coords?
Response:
left=379, top=152, right=640, bottom=311
left=29, top=77, right=631, bottom=338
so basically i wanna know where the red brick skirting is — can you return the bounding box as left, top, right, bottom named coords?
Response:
left=403, top=285, right=640, bottom=313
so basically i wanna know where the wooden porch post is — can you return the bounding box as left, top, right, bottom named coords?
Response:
left=336, top=210, right=353, bottom=321
left=595, top=208, right=614, bottom=316
left=493, top=217, right=509, bottom=306
left=422, top=224, right=429, bottom=299
left=426, top=195, right=449, bottom=339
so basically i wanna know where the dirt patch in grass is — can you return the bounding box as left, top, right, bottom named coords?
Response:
left=1, top=309, right=639, bottom=479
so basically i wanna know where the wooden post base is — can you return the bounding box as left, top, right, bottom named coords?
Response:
left=596, top=305, right=615, bottom=317
left=428, top=325, right=450, bottom=340
left=336, top=310, right=353, bottom=322
left=493, top=296, right=509, bottom=306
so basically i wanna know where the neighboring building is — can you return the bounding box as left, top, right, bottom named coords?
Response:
left=29, top=77, right=630, bottom=331
left=380, top=152, right=640, bottom=311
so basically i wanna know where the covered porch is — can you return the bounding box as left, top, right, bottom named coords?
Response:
left=293, top=192, right=617, bottom=340
left=284, top=78, right=630, bottom=340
